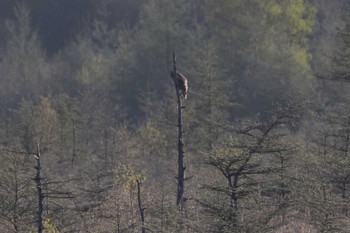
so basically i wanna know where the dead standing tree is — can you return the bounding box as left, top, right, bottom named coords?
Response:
left=34, top=143, right=44, bottom=233
left=1, top=143, right=74, bottom=232
left=137, top=179, right=146, bottom=233
left=0, top=145, right=45, bottom=232
left=170, top=50, right=188, bottom=210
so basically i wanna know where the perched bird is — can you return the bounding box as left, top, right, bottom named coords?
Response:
left=171, top=71, right=188, bottom=99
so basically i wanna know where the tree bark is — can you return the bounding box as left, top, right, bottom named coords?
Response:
left=137, top=180, right=146, bottom=233
left=71, top=118, right=76, bottom=165
left=171, top=49, right=186, bottom=210
left=35, top=143, right=44, bottom=233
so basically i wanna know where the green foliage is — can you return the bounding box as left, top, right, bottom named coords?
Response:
left=117, top=164, right=146, bottom=191
left=206, top=136, right=246, bottom=170
left=201, top=102, right=304, bottom=232
left=186, top=41, right=233, bottom=152
left=44, top=218, right=60, bottom=233
left=296, top=104, right=350, bottom=232
left=204, top=0, right=316, bottom=116
left=2, top=0, right=350, bottom=232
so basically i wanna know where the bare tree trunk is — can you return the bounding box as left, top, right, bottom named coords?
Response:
left=71, top=118, right=76, bottom=165
left=137, top=180, right=146, bottom=233
left=171, top=50, right=186, bottom=210
left=35, top=143, right=44, bottom=233
left=13, top=170, right=19, bottom=232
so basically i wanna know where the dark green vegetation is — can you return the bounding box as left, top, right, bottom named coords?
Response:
left=1, top=0, right=350, bottom=232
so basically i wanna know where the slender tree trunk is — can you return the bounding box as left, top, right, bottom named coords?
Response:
left=71, top=118, right=76, bottom=165
left=35, top=143, right=44, bottom=233
left=13, top=170, right=19, bottom=232
left=137, top=180, right=146, bottom=233
left=171, top=50, right=186, bottom=210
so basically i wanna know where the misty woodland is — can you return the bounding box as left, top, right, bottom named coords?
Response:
left=1, top=0, right=350, bottom=232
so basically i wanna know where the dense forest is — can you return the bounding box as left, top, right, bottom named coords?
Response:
left=1, top=0, right=350, bottom=232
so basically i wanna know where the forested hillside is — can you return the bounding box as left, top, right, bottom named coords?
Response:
left=1, top=0, right=350, bottom=232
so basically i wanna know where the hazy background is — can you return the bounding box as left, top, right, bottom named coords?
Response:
left=1, top=1, right=350, bottom=232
